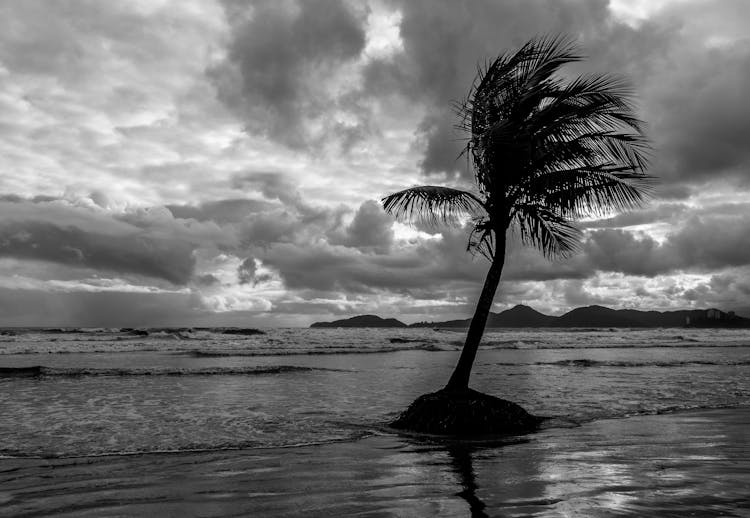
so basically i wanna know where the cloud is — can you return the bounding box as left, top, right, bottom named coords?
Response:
left=583, top=203, right=689, bottom=229
left=2, top=1, right=750, bottom=325
left=167, top=197, right=310, bottom=247
left=363, top=0, right=615, bottom=178
left=668, top=213, right=750, bottom=271
left=256, top=218, right=588, bottom=301
left=573, top=0, right=750, bottom=192
left=585, top=230, right=668, bottom=276
left=643, top=33, right=750, bottom=187
left=0, top=220, right=195, bottom=284
left=257, top=238, right=473, bottom=296
left=237, top=257, right=272, bottom=285
left=584, top=211, right=750, bottom=276
left=166, top=199, right=276, bottom=224
left=196, top=273, right=221, bottom=287
left=335, top=199, right=394, bottom=252
left=231, top=171, right=300, bottom=204
left=210, top=0, right=368, bottom=148
left=358, top=0, right=750, bottom=198
left=0, top=197, right=201, bottom=284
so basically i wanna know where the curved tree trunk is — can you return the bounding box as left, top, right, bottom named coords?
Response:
left=444, top=232, right=506, bottom=392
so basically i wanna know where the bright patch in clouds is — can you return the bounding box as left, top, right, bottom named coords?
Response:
left=608, top=0, right=691, bottom=25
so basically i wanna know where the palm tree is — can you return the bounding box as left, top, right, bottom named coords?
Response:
left=382, top=36, right=652, bottom=395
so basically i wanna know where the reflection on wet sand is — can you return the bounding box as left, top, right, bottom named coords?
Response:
left=447, top=445, right=488, bottom=518
left=1, top=409, right=748, bottom=516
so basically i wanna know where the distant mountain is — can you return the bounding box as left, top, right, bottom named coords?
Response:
left=556, top=305, right=644, bottom=327
left=487, top=304, right=556, bottom=327
left=310, top=315, right=407, bottom=328
left=409, top=304, right=750, bottom=328
left=409, top=305, right=554, bottom=328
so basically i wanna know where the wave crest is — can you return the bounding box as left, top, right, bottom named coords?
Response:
left=0, top=365, right=339, bottom=378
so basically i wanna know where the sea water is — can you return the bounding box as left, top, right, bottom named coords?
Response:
left=1, top=327, right=749, bottom=458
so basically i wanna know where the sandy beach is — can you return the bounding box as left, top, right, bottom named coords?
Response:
left=2, top=407, right=749, bottom=517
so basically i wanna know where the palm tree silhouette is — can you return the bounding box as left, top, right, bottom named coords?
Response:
left=383, top=36, right=652, bottom=398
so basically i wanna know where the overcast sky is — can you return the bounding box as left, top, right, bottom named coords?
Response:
left=1, top=0, right=749, bottom=326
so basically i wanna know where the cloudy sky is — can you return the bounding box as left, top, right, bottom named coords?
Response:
left=1, top=0, right=749, bottom=326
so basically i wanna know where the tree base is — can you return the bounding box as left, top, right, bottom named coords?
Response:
left=390, top=388, right=542, bottom=436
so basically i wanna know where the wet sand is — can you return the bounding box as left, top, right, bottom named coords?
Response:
left=2, top=408, right=749, bottom=517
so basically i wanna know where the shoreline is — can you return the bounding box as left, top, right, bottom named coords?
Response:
left=3, top=407, right=749, bottom=517
left=0, top=402, right=743, bottom=462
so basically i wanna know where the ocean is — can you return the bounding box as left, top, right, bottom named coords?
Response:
left=2, top=326, right=749, bottom=459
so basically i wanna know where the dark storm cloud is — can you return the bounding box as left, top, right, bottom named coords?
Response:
left=237, top=257, right=272, bottom=285
left=166, top=199, right=276, bottom=223
left=364, top=0, right=613, bottom=178
left=334, top=199, right=394, bottom=252
left=667, top=214, right=750, bottom=271
left=257, top=221, right=587, bottom=300
left=237, top=201, right=349, bottom=248
left=501, top=243, right=591, bottom=281
left=237, top=257, right=257, bottom=284
left=165, top=178, right=352, bottom=250
left=254, top=203, right=750, bottom=303
left=584, top=229, right=670, bottom=276
left=210, top=0, right=750, bottom=194
left=637, top=39, right=750, bottom=187
left=0, top=197, right=207, bottom=285
left=166, top=195, right=317, bottom=247
left=573, top=1, right=750, bottom=191
left=0, top=220, right=195, bottom=285
left=360, top=0, right=750, bottom=195
left=585, top=212, right=750, bottom=276
left=210, top=0, right=367, bottom=147
left=258, top=243, right=398, bottom=293
left=257, top=225, right=496, bottom=297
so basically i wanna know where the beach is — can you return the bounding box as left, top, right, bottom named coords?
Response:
left=2, top=408, right=749, bottom=517
left=1, top=327, right=750, bottom=516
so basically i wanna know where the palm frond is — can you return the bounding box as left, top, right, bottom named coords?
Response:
left=383, top=34, right=654, bottom=263
left=381, top=186, right=485, bottom=226
left=520, top=167, right=655, bottom=218
left=467, top=217, right=495, bottom=260
left=529, top=74, right=645, bottom=138
left=527, top=131, right=651, bottom=178
left=512, top=204, right=582, bottom=258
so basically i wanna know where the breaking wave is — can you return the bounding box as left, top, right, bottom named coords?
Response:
left=0, top=365, right=340, bottom=378
left=187, top=343, right=451, bottom=357
left=490, top=359, right=750, bottom=368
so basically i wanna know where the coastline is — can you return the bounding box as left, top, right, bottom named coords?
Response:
left=3, top=407, right=749, bottom=517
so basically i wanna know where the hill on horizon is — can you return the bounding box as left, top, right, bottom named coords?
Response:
left=310, top=315, right=407, bottom=328
left=311, top=305, right=750, bottom=328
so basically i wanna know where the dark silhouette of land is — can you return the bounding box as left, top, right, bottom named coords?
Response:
left=310, top=315, right=408, bottom=328
left=311, top=305, right=750, bottom=329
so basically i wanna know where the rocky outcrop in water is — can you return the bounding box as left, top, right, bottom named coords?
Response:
left=390, top=389, right=542, bottom=436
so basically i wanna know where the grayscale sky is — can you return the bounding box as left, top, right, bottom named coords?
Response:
left=1, top=0, right=749, bottom=326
